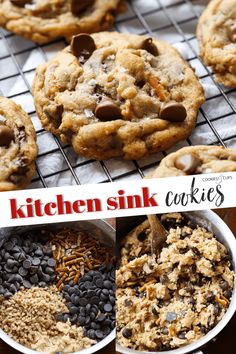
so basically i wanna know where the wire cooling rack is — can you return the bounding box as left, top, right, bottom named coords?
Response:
left=0, top=0, right=236, bottom=188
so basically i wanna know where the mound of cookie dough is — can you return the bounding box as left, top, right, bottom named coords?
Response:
left=0, top=96, right=37, bottom=191
left=0, top=0, right=122, bottom=44
left=117, top=213, right=234, bottom=351
left=149, top=145, right=236, bottom=178
left=33, top=32, right=205, bottom=160
left=197, top=0, right=236, bottom=87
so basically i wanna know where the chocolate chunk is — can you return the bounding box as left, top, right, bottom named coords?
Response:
left=160, top=101, right=187, bottom=122
left=10, top=0, right=31, bottom=7
left=142, top=38, right=158, bottom=56
left=71, top=34, right=96, bottom=59
left=175, top=153, right=201, bottom=174
left=205, top=292, right=215, bottom=303
left=227, top=23, right=236, bottom=43
left=122, top=328, right=132, bottom=339
left=178, top=332, right=186, bottom=339
left=0, top=125, right=14, bottom=146
left=95, top=101, right=122, bottom=121
left=124, top=299, right=133, bottom=307
left=166, top=312, right=177, bottom=322
left=219, top=280, right=229, bottom=291
left=137, top=232, right=147, bottom=241
left=152, top=304, right=159, bottom=315
left=160, top=327, right=169, bottom=335
left=71, top=0, right=95, bottom=15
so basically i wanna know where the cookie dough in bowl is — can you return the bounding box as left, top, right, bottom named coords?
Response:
left=196, top=0, right=236, bottom=87
left=33, top=32, right=205, bottom=160
left=116, top=211, right=236, bottom=353
left=0, top=0, right=123, bottom=44
left=149, top=145, right=236, bottom=178
left=0, top=96, right=38, bottom=191
left=0, top=219, right=116, bottom=354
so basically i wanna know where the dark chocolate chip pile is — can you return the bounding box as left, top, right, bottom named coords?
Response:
left=0, top=232, right=55, bottom=298
left=56, top=263, right=116, bottom=341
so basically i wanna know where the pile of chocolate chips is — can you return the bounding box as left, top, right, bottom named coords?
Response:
left=56, top=263, right=116, bottom=341
left=0, top=231, right=55, bottom=298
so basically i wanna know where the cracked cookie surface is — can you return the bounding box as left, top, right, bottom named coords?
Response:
left=116, top=213, right=234, bottom=351
left=33, top=32, right=205, bottom=160
left=149, top=145, right=236, bottom=178
left=197, top=0, right=236, bottom=87
left=0, top=0, right=122, bottom=44
left=0, top=96, right=37, bottom=191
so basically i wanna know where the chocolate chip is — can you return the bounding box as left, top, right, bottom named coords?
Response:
left=47, top=258, right=56, bottom=267
left=0, top=125, right=14, bottom=146
left=152, top=304, right=159, bottom=315
left=178, top=332, right=186, bottom=339
left=71, top=34, right=96, bottom=59
left=219, top=280, right=229, bottom=291
left=223, top=290, right=232, bottom=299
left=71, top=0, right=94, bottom=15
left=19, top=267, right=28, bottom=277
left=142, top=38, right=158, bottom=56
left=95, top=100, right=122, bottom=121
left=104, top=303, right=112, bottom=312
left=160, top=101, right=187, bottom=122
left=166, top=312, right=177, bottom=322
left=23, top=259, right=32, bottom=269
left=160, top=327, right=169, bottom=335
left=137, top=232, right=147, bottom=241
left=32, top=258, right=41, bottom=266
left=95, top=330, right=104, bottom=339
left=175, top=153, right=201, bottom=174
left=10, top=0, right=31, bottom=7
left=227, top=23, right=236, bottom=43
left=205, top=292, right=215, bottom=303
left=122, top=328, right=132, bottom=339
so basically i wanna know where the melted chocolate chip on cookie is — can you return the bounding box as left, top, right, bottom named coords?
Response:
left=142, top=38, right=159, bottom=56
left=160, top=101, right=187, bottom=122
left=71, top=34, right=96, bottom=60
left=95, top=100, right=122, bottom=121
left=10, top=0, right=32, bottom=7
left=71, top=0, right=95, bottom=15
left=0, top=125, right=14, bottom=146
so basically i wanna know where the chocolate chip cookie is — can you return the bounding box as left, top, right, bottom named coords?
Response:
left=197, top=0, right=236, bottom=87
left=0, top=96, right=37, bottom=191
left=0, top=0, right=122, bottom=44
left=149, top=145, right=236, bottom=178
left=33, top=32, right=205, bottom=160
